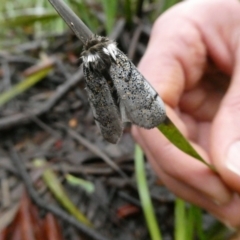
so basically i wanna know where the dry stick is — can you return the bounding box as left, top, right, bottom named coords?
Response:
left=30, top=116, right=128, bottom=179
left=127, top=23, right=143, bottom=60
left=8, top=143, right=110, bottom=240
left=65, top=127, right=129, bottom=180
left=108, top=19, right=126, bottom=40
left=0, top=69, right=83, bottom=130
left=51, top=163, right=114, bottom=175
left=48, top=0, right=93, bottom=43
left=31, top=116, right=61, bottom=139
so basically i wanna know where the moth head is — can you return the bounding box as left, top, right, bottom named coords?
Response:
left=80, top=35, right=118, bottom=73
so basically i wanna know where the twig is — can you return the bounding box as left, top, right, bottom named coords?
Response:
left=52, top=163, right=114, bottom=175
left=64, top=127, right=130, bottom=180
left=30, top=116, right=61, bottom=139
left=0, top=54, right=38, bottom=65
left=0, top=60, right=11, bottom=92
left=108, top=19, right=126, bottom=40
left=118, top=191, right=141, bottom=207
left=127, top=23, right=143, bottom=59
left=0, top=69, right=83, bottom=130
left=48, top=0, right=93, bottom=43
left=8, top=142, right=110, bottom=240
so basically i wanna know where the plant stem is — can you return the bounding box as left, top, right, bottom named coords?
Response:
left=48, top=0, right=92, bottom=43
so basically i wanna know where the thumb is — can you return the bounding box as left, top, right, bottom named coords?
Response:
left=212, top=51, right=240, bottom=192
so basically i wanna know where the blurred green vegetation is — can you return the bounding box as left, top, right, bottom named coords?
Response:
left=0, top=0, right=181, bottom=48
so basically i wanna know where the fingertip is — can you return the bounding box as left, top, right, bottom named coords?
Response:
left=223, top=141, right=240, bottom=193
left=210, top=193, right=240, bottom=228
left=211, top=100, right=240, bottom=194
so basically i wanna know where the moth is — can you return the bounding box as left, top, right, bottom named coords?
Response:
left=80, top=35, right=166, bottom=144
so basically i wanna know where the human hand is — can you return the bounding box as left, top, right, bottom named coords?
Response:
left=132, top=0, right=240, bottom=227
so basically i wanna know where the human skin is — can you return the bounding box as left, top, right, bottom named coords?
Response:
left=132, top=0, right=240, bottom=227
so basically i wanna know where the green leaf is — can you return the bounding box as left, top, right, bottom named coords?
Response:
left=135, top=144, right=162, bottom=240
left=101, top=0, right=118, bottom=34
left=175, top=200, right=206, bottom=240
left=205, top=221, right=231, bottom=240
left=186, top=204, right=195, bottom=240
left=175, top=198, right=187, bottom=240
left=66, top=174, right=95, bottom=194
left=34, top=159, right=93, bottom=227
left=67, top=0, right=99, bottom=32
left=0, top=9, right=58, bottom=27
left=158, top=117, right=216, bottom=171
left=0, top=64, right=53, bottom=107
left=192, top=206, right=206, bottom=240
left=124, top=0, right=133, bottom=26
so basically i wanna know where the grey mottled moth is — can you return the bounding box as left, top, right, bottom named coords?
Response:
left=80, top=35, right=166, bottom=143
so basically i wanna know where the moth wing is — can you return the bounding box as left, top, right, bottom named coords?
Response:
left=84, top=67, right=123, bottom=143
left=110, top=50, right=166, bottom=128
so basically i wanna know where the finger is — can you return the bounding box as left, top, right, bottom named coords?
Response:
left=212, top=50, right=240, bottom=192
left=138, top=0, right=237, bottom=113
left=140, top=140, right=222, bottom=207
left=138, top=5, right=207, bottom=107
left=137, top=136, right=240, bottom=227
left=179, top=81, right=225, bottom=121
left=191, top=0, right=240, bottom=192
left=179, top=60, right=230, bottom=121
left=132, top=109, right=233, bottom=205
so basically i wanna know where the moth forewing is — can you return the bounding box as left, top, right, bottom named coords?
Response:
left=80, top=35, right=166, bottom=143
left=110, top=49, right=166, bottom=128
left=83, top=67, right=123, bottom=144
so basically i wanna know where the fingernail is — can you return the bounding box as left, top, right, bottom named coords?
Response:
left=226, top=141, right=240, bottom=176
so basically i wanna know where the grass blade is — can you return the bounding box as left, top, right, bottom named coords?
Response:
left=158, top=117, right=216, bottom=171
left=135, top=144, right=162, bottom=240
left=67, top=0, right=99, bottom=33
left=0, top=61, right=53, bottom=107
left=175, top=201, right=207, bottom=240
left=186, top=204, right=195, bottom=240
left=0, top=8, right=58, bottom=27
left=101, top=0, right=117, bottom=34
left=175, top=198, right=187, bottom=240
left=65, top=174, right=95, bottom=194
left=34, top=159, right=93, bottom=227
left=205, top=221, right=231, bottom=240
left=124, top=0, right=133, bottom=26
left=193, top=206, right=206, bottom=240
